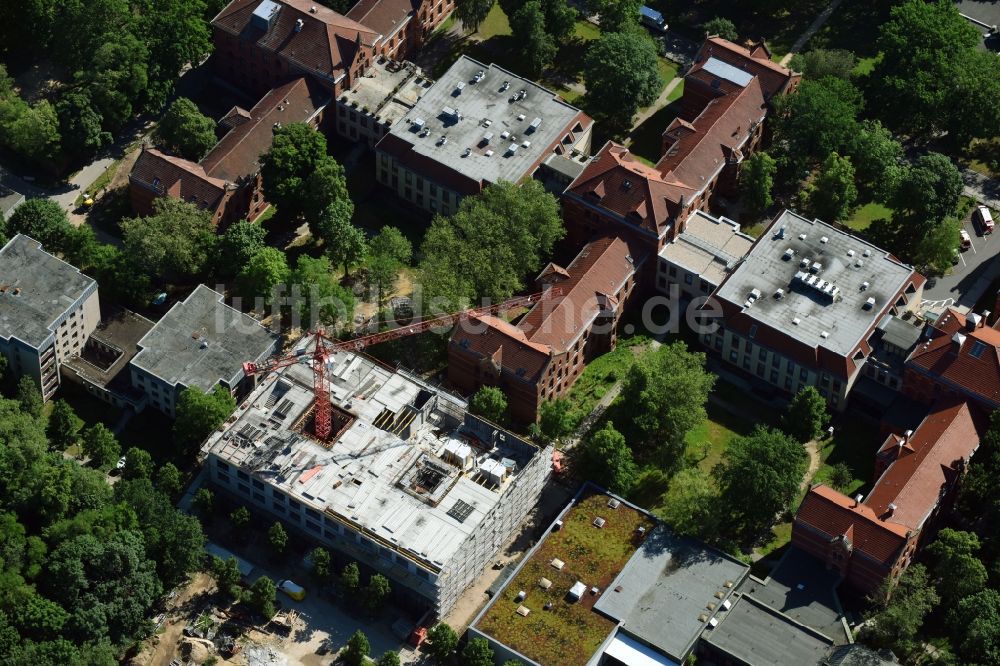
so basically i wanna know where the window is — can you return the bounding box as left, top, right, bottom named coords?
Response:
left=757, top=363, right=765, bottom=377
left=684, top=273, right=693, bottom=285
left=800, top=368, right=808, bottom=381
left=238, top=483, right=251, bottom=495
left=758, top=348, right=766, bottom=361
left=253, top=491, right=265, bottom=503
left=669, top=266, right=677, bottom=277
left=273, top=504, right=286, bottom=514
left=784, top=378, right=793, bottom=390
left=749, top=324, right=758, bottom=339
left=742, top=357, right=750, bottom=370
left=306, top=521, right=320, bottom=533
left=772, top=354, right=780, bottom=367
left=252, top=479, right=264, bottom=489
left=217, top=462, right=230, bottom=474
left=971, top=340, right=988, bottom=358
left=237, top=470, right=249, bottom=481
left=306, top=508, right=321, bottom=520
left=746, top=342, right=754, bottom=354
left=729, top=350, right=738, bottom=363
left=714, top=337, right=723, bottom=351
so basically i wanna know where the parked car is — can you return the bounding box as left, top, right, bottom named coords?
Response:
left=975, top=205, right=995, bottom=235
left=116, top=456, right=127, bottom=470
left=960, top=229, right=972, bottom=251
left=277, top=579, right=305, bottom=601
left=640, top=5, right=668, bottom=33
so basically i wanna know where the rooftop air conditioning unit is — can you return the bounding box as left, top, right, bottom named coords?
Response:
left=820, top=236, right=829, bottom=243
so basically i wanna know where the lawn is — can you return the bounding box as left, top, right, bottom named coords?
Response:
left=475, top=3, right=510, bottom=39
left=844, top=202, right=893, bottom=231
left=627, top=99, right=682, bottom=165
left=475, top=490, right=656, bottom=666
left=561, top=336, right=649, bottom=430
left=683, top=400, right=755, bottom=474
left=812, top=413, right=880, bottom=497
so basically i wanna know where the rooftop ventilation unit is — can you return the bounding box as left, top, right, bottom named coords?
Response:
left=507, top=143, right=518, bottom=155
left=501, top=130, right=510, bottom=140
left=800, top=257, right=811, bottom=268
left=863, top=248, right=871, bottom=257
left=799, top=233, right=807, bottom=241
left=782, top=248, right=795, bottom=261
left=811, top=262, right=822, bottom=273
left=855, top=259, right=864, bottom=268
left=821, top=331, right=829, bottom=338
left=517, top=113, right=526, bottom=121
left=529, top=117, right=541, bottom=132
left=847, top=249, right=855, bottom=257
left=412, top=117, right=425, bottom=129
left=251, top=0, right=281, bottom=31
left=820, top=236, right=829, bottom=243
left=861, top=281, right=869, bottom=291
left=462, top=147, right=471, bottom=157
left=482, top=131, right=493, bottom=144
left=777, top=226, right=787, bottom=239
left=437, top=135, right=448, bottom=146
left=593, top=517, right=606, bottom=528
left=522, top=140, right=531, bottom=149
left=863, top=297, right=876, bottom=310
left=793, top=271, right=840, bottom=302
left=792, top=317, right=801, bottom=325
left=293, top=18, right=304, bottom=32
left=774, top=288, right=784, bottom=299
left=485, top=149, right=494, bottom=157
left=744, top=287, right=762, bottom=309
left=442, top=106, right=461, bottom=120
left=454, top=82, right=465, bottom=94
left=473, top=70, right=485, bottom=83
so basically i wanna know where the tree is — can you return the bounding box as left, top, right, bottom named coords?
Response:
left=310, top=547, right=332, bottom=580
left=789, top=49, right=856, bottom=80
left=47, top=400, right=83, bottom=450
left=948, top=589, right=1000, bottom=665
left=948, top=50, right=1000, bottom=148
left=344, top=629, right=371, bottom=666
left=135, top=0, right=212, bottom=108
left=15, top=376, right=43, bottom=420
left=583, top=30, right=661, bottom=133
left=739, top=151, right=776, bottom=219
left=245, top=576, right=276, bottom=619
left=194, top=487, right=214, bottom=516
left=230, top=506, right=251, bottom=529
left=340, top=561, right=360, bottom=593
left=121, top=197, right=217, bottom=281
left=925, top=529, right=988, bottom=606
left=618, top=342, right=715, bottom=470
left=578, top=423, right=637, bottom=494
left=867, top=0, right=980, bottom=136
left=314, top=199, right=365, bottom=275
left=156, top=462, right=183, bottom=496
left=237, top=247, right=291, bottom=301
left=363, top=573, right=391, bottom=612
left=174, top=385, right=237, bottom=449
left=511, top=1, right=557, bottom=76
left=537, top=398, right=574, bottom=443
left=6, top=199, right=74, bottom=253
left=303, top=157, right=350, bottom=223
left=290, top=255, right=356, bottom=330
left=260, top=122, right=330, bottom=220
left=268, top=522, right=287, bottom=554
left=890, top=152, right=963, bottom=225
left=470, top=386, right=508, bottom=423
left=773, top=77, right=862, bottom=164
left=369, top=226, right=412, bottom=266
left=418, top=180, right=564, bottom=306
left=211, top=555, right=242, bottom=600
left=79, top=34, right=149, bottom=130
left=156, top=97, right=217, bottom=161
left=783, top=387, right=830, bottom=442
left=659, top=467, right=720, bottom=540
left=218, top=219, right=267, bottom=278
left=542, top=0, right=577, bottom=44
left=426, top=622, right=459, bottom=663
left=862, top=564, right=938, bottom=659
left=828, top=462, right=853, bottom=490
left=456, top=0, right=495, bottom=33
left=702, top=17, right=738, bottom=41
left=914, top=217, right=961, bottom=278
left=55, top=90, right=111, bottom=156
left=714, top=427, right=807, bottom=540
left=377, top=651, right=401, bottom=666
left=0, top=99, right=62, bottom=163
left=80, top=423, right=120, bottom=468
left=845, top=120, right=902, bottom=202
left=462, top=637, right=495, bottom=666
left=122, top=446, right=153, bottom=480
left=588, top=0, right=641, bottom=33
left=803, top=152, right=857, bottom=222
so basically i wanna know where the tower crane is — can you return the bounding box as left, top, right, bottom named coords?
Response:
left=242, top=290, right=558, bottom=440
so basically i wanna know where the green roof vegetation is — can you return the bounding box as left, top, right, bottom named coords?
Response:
left=475, top=490, right=656, bottom=666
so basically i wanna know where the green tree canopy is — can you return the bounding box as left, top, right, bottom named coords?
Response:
left=211, top=555, right=242, bottom=600
left=81, top=423, right=121, bottom=468
left=314, top=199, right=365, bottom=275
left=789, top=49, right=856, bottom=80
left=925, top=528, right=988, bottom=606
left=804, top=152, right=858, bottom=222
left=426, top=623, right=459, bottom=663
left=344, top=629, right=370, bottom=666
left=230, top=505, right=251, bottom=529
left=578, top=422, right=637, bottom=494
left=456, top=0, right=496, bottom=32
left=418, top=180, right=563, bottom=306
left=237, top=247, right=291, bottom=301
left=537, top=398, right=574, bottom=444
left=783, top=387, right=829, bottom=442
left=618, top=342, right=714, bottom=470
left=47, top=400, right=83, bottom=450
left=890, top=152, right=963, bottom=224
left=948, top=49, right=1000, bottom=148
left=156, top=97, right=216, bottom=161
left=702, top=17, right=738, bottom=41
left=659, top=467, right=720, bottom=541
left=174, top=385, right=237, bottom=450
left=15, top=376, right=43, bottom=420
left=303, top=156, right=350, bottom=223
left=462, top=637, right=496, bottom=666
left=122, top=446, right=154, bottom=480
left=377, top=651, right=402, bottom=666
left=588, top=0, right=640, bottom=33
left=366, top=226, right=412, bottom=307
left=739, top=151, right=776, bottom=219
left=862, top=563, right=939, bottom=659
left=364, top=573, right=391, bottom=612
left=583, top=30, right=661, bottom=133
left=260, top=122, right=331, bottom=220
left=121, top=197, right=217, bottom=281
left=218, top=220, right=267, bottom=278
left=55, top=90, right=111, bottom=156
left=947, top=588, right=1000, bottom=665
left=340, top=561, right=360, bottom=592
left=310, top=547, right=332, bottom=580
left=511, top=1, right=557, bottom=76
left=845, top=120, right=902, bottom=202
left=714, top=426, right=807, bottom=541
left=290, top=255, right=356, bottom=330
left=155, top=462, right=182, bottom=496
left=470, top=386, right=508, bottom=424
left=773, top=77, right=862, bottom=165
left=6, top=199, right=74, bottom=254
left=268, top=522, right=287, bottom=554
left=245, top=576, right=276, bottom=619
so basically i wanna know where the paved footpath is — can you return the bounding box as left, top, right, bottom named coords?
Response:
left=779, top=0, right=847, bottom=66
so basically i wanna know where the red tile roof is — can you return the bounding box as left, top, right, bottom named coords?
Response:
left=212, top=0, right=378, bottom=83
left=201, top=77, right=328, bottom=182
left=130, top=148, right=228, bottom=211
left=865, top=398, right=983, bottom=530
left=451, top=314, right=552, bottom=381
left=796, top=484, right=910, bottom=566
left=656, top=77, right=766, bottom=187
left=907, top=308, right=1000, bottom=407
left=347, top=0, right=416, bottom=39
left=690, top=36, right=797, bottom=100
left=519, top=236, right=641, bottom=350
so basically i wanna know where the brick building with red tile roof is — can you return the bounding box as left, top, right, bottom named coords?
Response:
left=129, top=77, right=328, bottom=227
left=793, top=399, right=984, bottom=594
left=904, top=307, right=1000, bottom=410
left=346, top=0, right=455, bottom=62
left=562, top=37, right=790, bottom=257
left=448, top=236, right=644, bottom=422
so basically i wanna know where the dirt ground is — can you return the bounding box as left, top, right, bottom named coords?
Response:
left=133, top=572, right=219, bottom=666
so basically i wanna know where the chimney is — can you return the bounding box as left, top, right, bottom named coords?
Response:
left=952, top=331, right=967, bottom=352
left=886, top=503, right=897, bottom=517
left=853, top=493, right=863, bottom=507
left=966, top=312, right=982, bottom=331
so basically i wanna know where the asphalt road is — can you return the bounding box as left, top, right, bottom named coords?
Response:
left=922, top=209, right=1000, bottom=311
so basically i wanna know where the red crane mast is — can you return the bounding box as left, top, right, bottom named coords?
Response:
left=242, top=290, right=557, bottom=440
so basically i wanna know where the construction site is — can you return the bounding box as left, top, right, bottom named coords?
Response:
left=201, top=334, right=554, bottom=615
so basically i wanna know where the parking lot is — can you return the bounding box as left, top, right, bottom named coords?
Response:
left=955, top=0, right=1000, bottom=51
left=922, top=205, right=1000, bottom=312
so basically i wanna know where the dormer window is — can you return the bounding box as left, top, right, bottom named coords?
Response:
left=970, top=340, right=987, bottom=359
left=622, top=179, right=632, bottom=190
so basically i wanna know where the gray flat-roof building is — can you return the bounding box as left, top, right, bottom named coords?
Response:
left=703, top=210, right=924, bottom=410
left=336, top=58, right=430, bottom=147
left=0, top=234, right=100, bottom=400
left=375, top=56, right=593, bottom=214
left=202, top=337, right=551, bottom=614
left=658, top=210, right=754, bottom=302
left=129, top=284, right=278, bottom=416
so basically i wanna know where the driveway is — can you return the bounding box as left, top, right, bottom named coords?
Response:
left=955, top=0, right=1000, bottom=51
